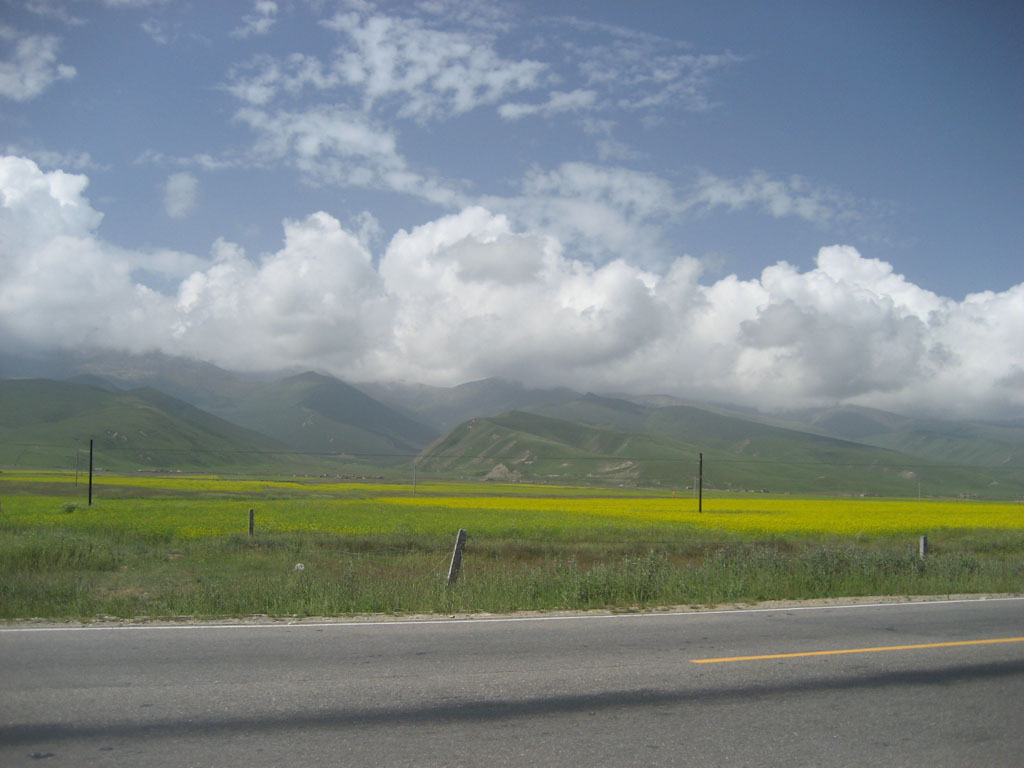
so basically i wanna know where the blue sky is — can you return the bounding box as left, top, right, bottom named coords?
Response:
left=1, top=0, right=1022, bottom=417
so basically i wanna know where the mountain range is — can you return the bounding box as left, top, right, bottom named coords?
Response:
left=1, top=350, right=1022, bottom=498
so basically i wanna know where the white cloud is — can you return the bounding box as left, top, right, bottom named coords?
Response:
left=163, top=172, right=199, bottom=218
left=3, top=144, right=99, bottom=171
left=557, top=19, right=743, bottom=113
left=24, top=1, right=86, bottom=26
left=234, top=105, right=462, bottom=205
left=479, top=162, right=680, bottom=265
left=521, top=163, right=678, bottom=220
left=141, top=19, right=173, bottom=45
left=135, top=149, right=240, bottom=172
left=171, top=214, right=392, bottom=369
left=376, top=207, right=663, bottom=383
left=0, top=25, right=76, bottom=101
left=216, top=5, right=752, bottom=222
left=225, top=7, right=546, bottom=121
left=0, top=156, right=177, bottom=352
left=231, top=1, right=279, bottom=40
left=235, top=106, right=398, bottom=165
left=498, top=89, right=597, bottom=120
left=3, top=156, right=1022, bottom=418
left=688, top=170, right=860, bottom=226
left=102, top=0, right=171, bottom=7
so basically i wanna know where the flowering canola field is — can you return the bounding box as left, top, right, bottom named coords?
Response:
left=377, top=496, right=1024, bottom=537
left=3, top=479, right=1022, bottom=540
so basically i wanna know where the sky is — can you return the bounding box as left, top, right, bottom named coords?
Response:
left=1, top=0, right=1022, bottom=419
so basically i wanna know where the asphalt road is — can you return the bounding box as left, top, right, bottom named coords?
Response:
left=2, top=597, right=1023, bottom=767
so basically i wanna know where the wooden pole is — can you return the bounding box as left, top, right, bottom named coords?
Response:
left=698, top=453, right=703, bottom=513
left=447, top=529, right=468, bottom=585
left=919, top=535, right=928, bottom=559
left=249, top=508, right=255, bottom=537
left=88, top=439, right=94, bottom=507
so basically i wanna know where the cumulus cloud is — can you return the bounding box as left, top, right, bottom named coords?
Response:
left=163, top=172, right=198, bottom=218
left=376, top=207, right=664, bottom=383
left=479, top=162, right=680, bottom=265
left=0, top=157, right=201, bottom=352
left=171, top=215, right=392, bottom=370
left=0, top=25, right=76, bottom=101
left=2, top=155, right=1022, bottom=419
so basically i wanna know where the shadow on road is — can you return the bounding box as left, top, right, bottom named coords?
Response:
left=4, top=657, right=1023, bottom=746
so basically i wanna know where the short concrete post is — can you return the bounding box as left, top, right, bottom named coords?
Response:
left=447, top=529, right=468, bottom=586
left=249, top=508, right=255, bottom=537
left=919, top=535, right=927, bottom=559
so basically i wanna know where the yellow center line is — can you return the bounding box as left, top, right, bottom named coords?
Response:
left=691, top=637, right=1024, bottom=664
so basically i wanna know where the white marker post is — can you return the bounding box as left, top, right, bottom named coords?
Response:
left=447, top=529, right=468, bottom=586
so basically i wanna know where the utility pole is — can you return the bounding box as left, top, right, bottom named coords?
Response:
left=88, top=439, right=94, bottom=506
left=698, top=452, right=703, bottom=513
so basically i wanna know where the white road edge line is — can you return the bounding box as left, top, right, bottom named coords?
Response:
left=2, top=596, right=1022, bottom=633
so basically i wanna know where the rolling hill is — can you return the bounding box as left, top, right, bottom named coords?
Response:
left=416, top=401, right=1024, bottom=498
left=209, top=372, right=438, bottom=460
left=778, top=404, right=1024, bottom=468
left=356, top=377, right=580, bottom=432
left=0, top=379, right=294, bottom=472
left=5, top=353, right=440, bottom=462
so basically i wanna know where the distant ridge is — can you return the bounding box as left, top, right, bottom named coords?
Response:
left=213, top=371, right=438, bottom=458
left=3, top=350, right=1023, bottom=496
left=3, top=352, right=440, bottom=461
left=358, top=377, right=581, bottom=432
left=0, top=378, right=288, bottom=471
left=417, top=398, right=1024, bottom=497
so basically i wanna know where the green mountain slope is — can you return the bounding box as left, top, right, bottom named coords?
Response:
left=779, top=405, right=1024, bottom=468
left=358, top=377, right=580, bottom=432
left=4, top=351, right=1022, bottom=493
left=416, top=411, right=699, bottom=484
left=26, top=353, right=440, bottom=460
left=213, top=372, right=438, bottom=460
left=65, top=350, right=267, bottom=412
left=418, top=404, right=1024, bottom=498
left=0, top=379, right=291, bottom=471
left=527, top=394, right=882, bottom=461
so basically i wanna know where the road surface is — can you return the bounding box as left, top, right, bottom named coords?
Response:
left=2, top=597, right=1023, bottom=766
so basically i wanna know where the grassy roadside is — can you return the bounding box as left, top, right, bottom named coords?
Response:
left=2, top=472, right=1022, bottom=621
left=3, top=521, right=1022, bottom=621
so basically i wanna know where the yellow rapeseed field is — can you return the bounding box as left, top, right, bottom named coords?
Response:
left=377, top=495, right=1024, bottom=536
left=4, top=471, right=1021, bottom=538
